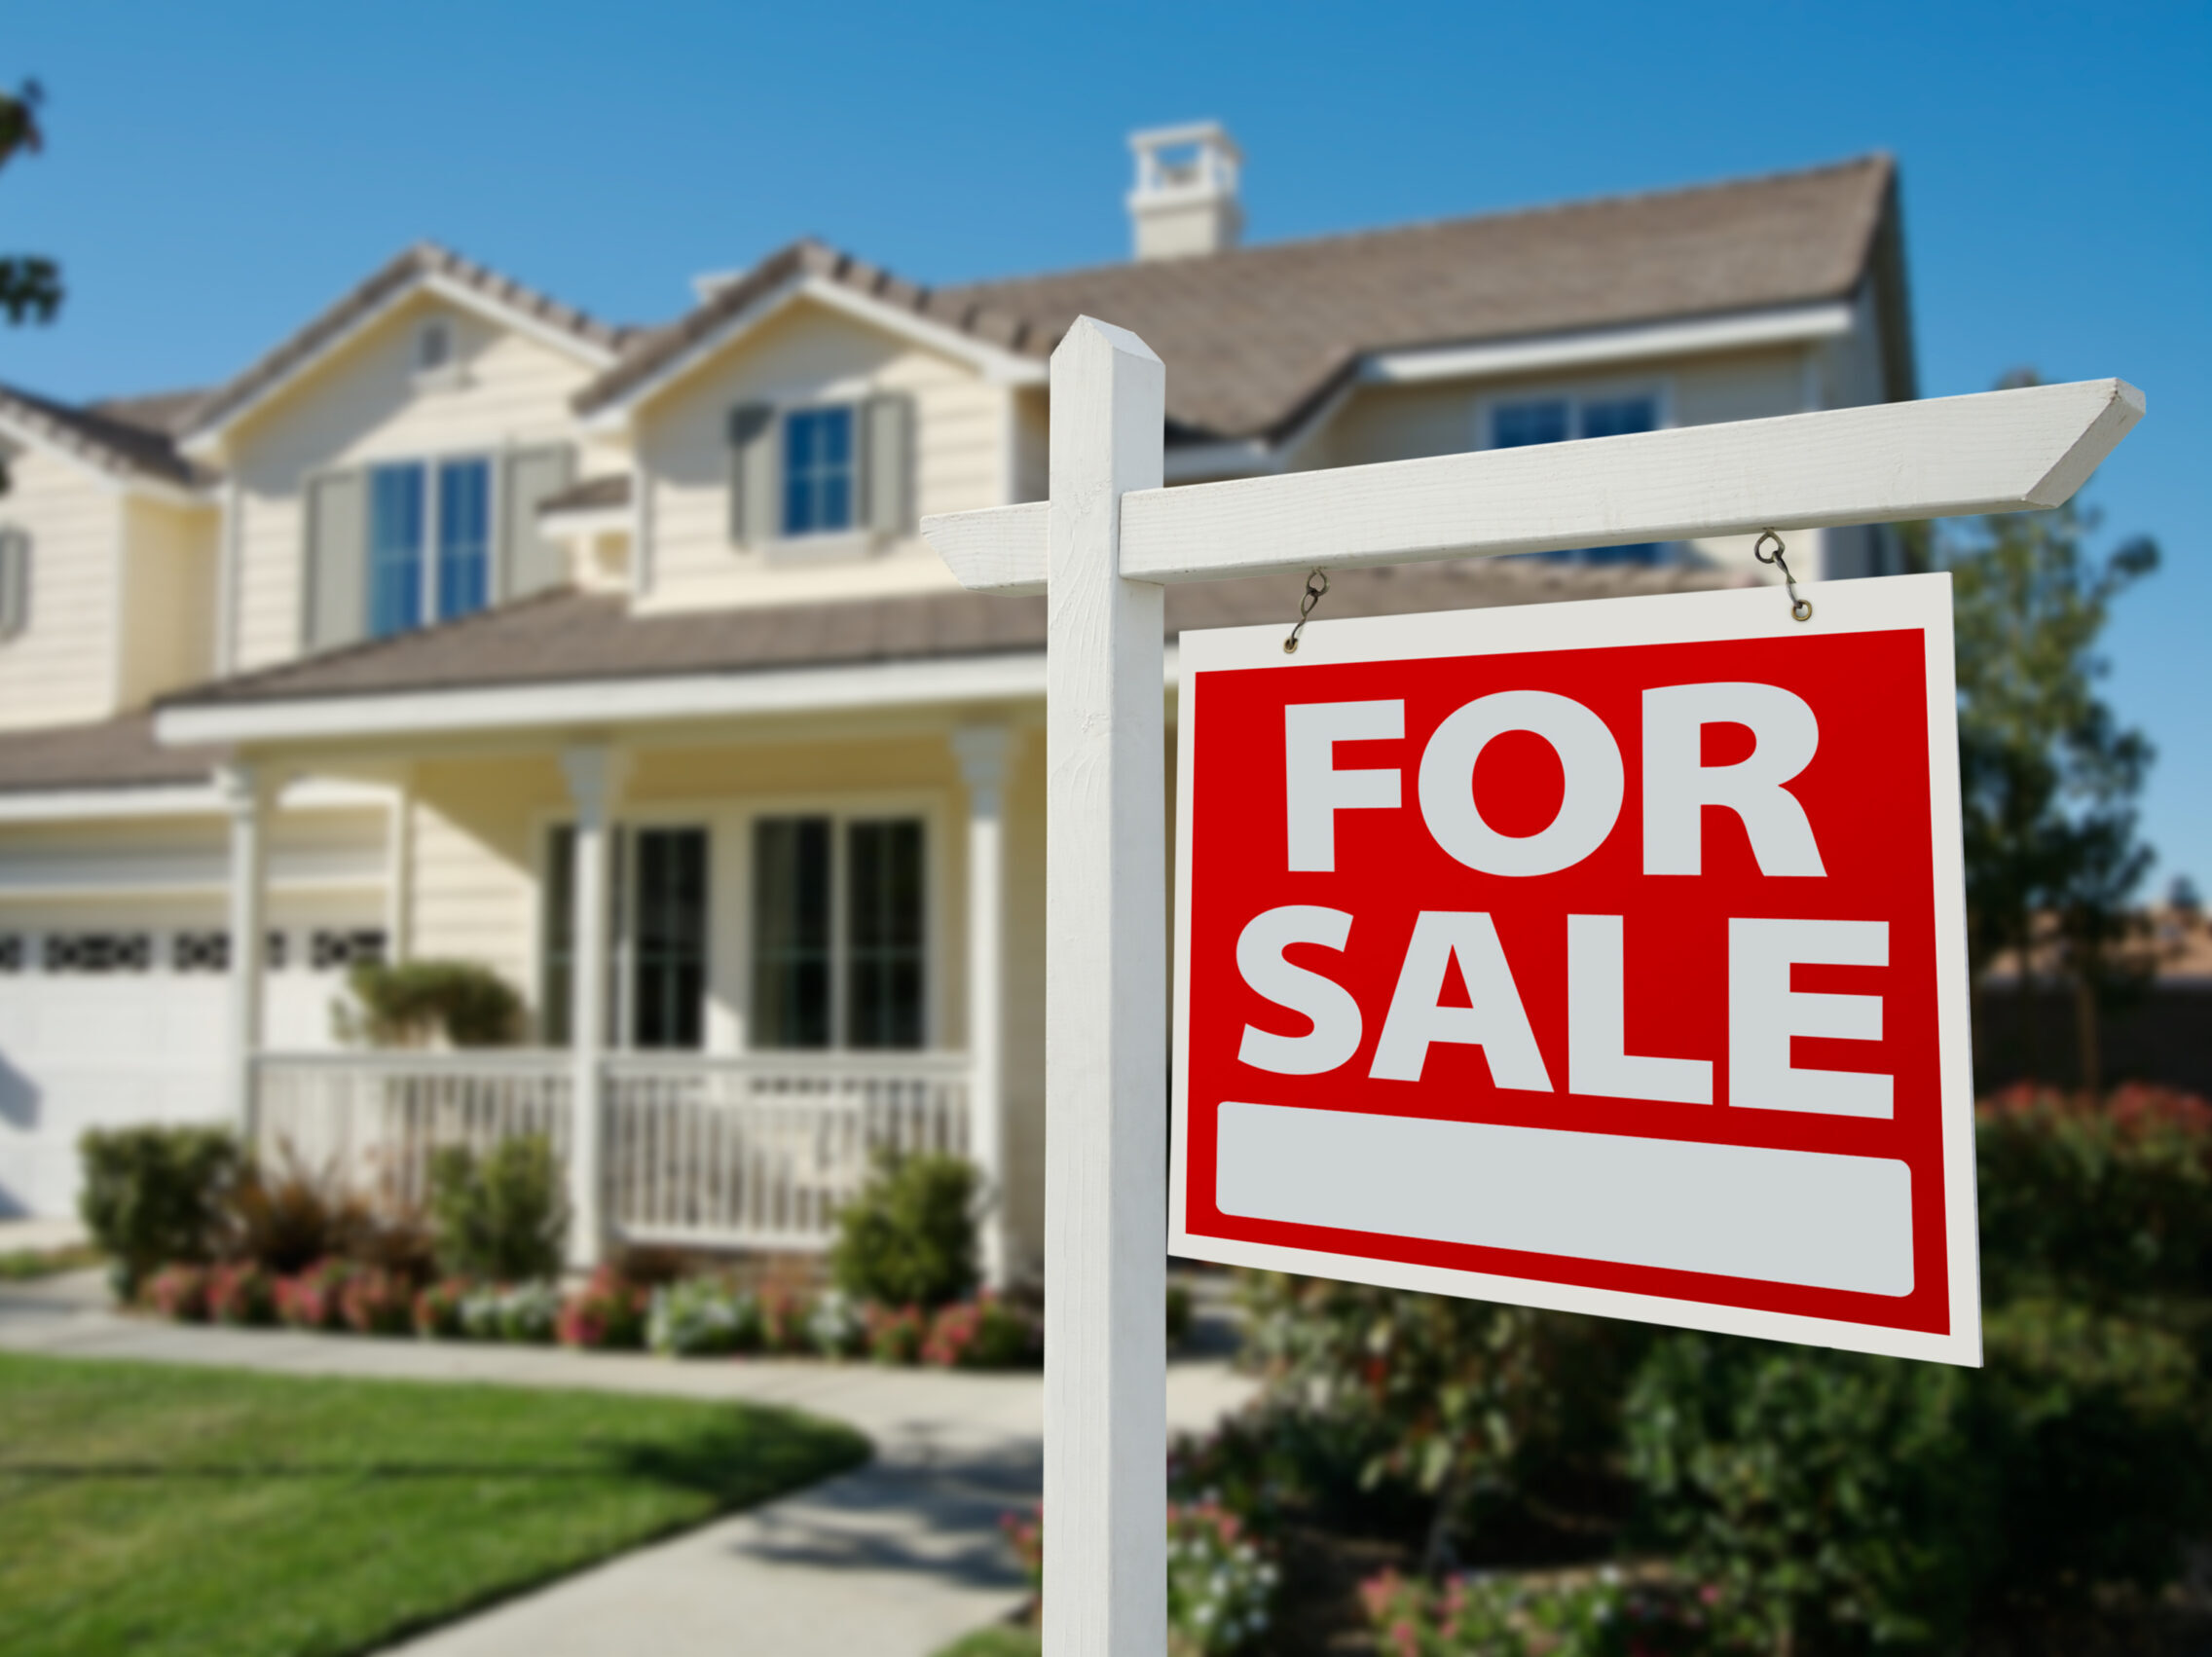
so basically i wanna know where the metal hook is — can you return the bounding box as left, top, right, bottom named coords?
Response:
left=1753, top=530, right=1814, bottom=624
left=1282, top=569, right=1330, bottom=654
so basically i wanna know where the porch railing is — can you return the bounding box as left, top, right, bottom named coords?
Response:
left=251, top=1049, right=971, bottom=1251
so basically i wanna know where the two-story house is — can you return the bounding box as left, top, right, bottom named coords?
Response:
left=0, top=130, right=1916, bottom=1277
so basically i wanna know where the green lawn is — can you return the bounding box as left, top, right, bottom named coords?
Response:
left=0, top=1351, right=869, bottom=1657
left=0, top=1244, right=102, bottom=1279
left=931, top=1627, right=1040, bottom=1657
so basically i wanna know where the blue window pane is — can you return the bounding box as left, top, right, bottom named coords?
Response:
left=1493, top=400, right=1570, bottom=448
left=368, top=463, right=424, bottom=638
left=782, top=407, right=856, bottom=535
left=436, top=458, right=492, bottom=619
left=1580, top=397, right=1658, bottom=440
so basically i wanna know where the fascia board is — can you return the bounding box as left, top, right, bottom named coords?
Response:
left=1362, top=302, right=1859, bottom=387
left=156, top=650, right=1058, bottom=749
left=181, top=272, right=618, bottom=461
left=0, top=775, right=394, bottom=824
left=581, top=275, right=1047, bottom=434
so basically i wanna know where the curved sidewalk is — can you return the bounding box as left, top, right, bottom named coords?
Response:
left=0, top=1271, right=1256, bottom=1657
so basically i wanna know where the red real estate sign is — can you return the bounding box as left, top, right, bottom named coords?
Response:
left=1169, top=575, right=1981, bottom=1365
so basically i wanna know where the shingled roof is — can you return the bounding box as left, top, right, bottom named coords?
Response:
left=0, top=381, right=211, bottom=489
left=164, top=558, right=1735, bottom=713
left=0, top=712, right=225, bottom=793
left=576, top=155, right=1907, bottom=441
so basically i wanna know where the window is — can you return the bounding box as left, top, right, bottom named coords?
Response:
left=782, top=407, right=855, bottom=535
left=541, top=824, right=709, bottom=1050
left=369, top=457, right=495, bottom=637
left=1490, top=392, right=1667, bottom=564
left=368, top=462, right=424, bottom=638
left=436, top=459, right=492, bottom=620
left=0, top=525, right=30, bottom=640
left=43, top=934, right=152, bottom=974
left=633, top=828, right=708, bottom=1049
left=417, top=319, right=452, bottom=373
left=751, top=814, right=926, bottom=1050
left=173, top=931, right=228, bottom=973
left=310, top=929, right=387, bottom=972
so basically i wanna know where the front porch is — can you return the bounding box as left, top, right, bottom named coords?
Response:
left=208, top=709, right=1043, bottom=1276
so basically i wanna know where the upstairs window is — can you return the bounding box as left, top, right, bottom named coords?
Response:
left=782, top=407, right=855, bottom=535
left=1489, top=391, right=1668, bottom=564
left=367, top=457, right=494, bottom=639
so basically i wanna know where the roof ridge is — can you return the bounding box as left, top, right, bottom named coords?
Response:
left=944, top=152, right=1896, bottom=294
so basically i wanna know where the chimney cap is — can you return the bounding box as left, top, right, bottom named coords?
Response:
left=1126, top=121, right=1244, bottom=261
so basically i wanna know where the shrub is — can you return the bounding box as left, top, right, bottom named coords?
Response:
left=276, top=1258, right=356, bottom=1330
left=648, top=1277, right=760, bottom=1356
left=205, top=1261, right=276, bottom=1326
left=1357, top=1566, right=1714, bottom=1657
left=758, top=1284, right=814, bottom=1354
left=1166, top=1280, right=1195, bottom=1349
left=866, top=1302, right=927, bottom=1364
left=922, top=1294, right=1039, bottom=1369
left=222, top=1148, right=373, bottom=1276
left=145, top=1262, right=210, bottom=1322
left=461, top=1280, right=561, bottom=1344
left=1002, top=1500, right=1280, bottom=1656
left=830, top=1153, right=979, bottom=1310
left=807, top=1288, right=866, bottom=1358
left=428, top=1135, right=568, bottom=1281
left=413, top=1276, right=471, bottom=1339
left=78, top=1125, right=239, bottom=1294
left=558, top=1267, right=650, bottom=1350
left=339, top=1266, right=414, bottom=1336
left=343, top=959, right=524, bottom=1048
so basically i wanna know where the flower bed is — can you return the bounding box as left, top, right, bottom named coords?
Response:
left=129, top=1256, right=1045, bottom=1370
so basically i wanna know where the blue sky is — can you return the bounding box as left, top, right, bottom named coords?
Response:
left=5, top=2, right=2206, bottom=888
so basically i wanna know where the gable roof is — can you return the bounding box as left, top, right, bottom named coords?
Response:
left=576, top=155, right=1905, bottom=440
left=180, top=242, right=642, bottom=449
left=0, top=711, right=224, bottom=794
left=0, top=380, right=211, bottom=491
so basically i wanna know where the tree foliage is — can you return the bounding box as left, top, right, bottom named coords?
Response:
left=0, top=78, right=60, bottom=326
left=1942, top=393, right=2159, bottom=1090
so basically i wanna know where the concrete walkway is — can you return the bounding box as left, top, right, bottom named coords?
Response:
left=0, top=1269, right=1257, bottom=1657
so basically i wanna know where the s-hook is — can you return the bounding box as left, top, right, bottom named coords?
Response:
left=1754, top=530, right=1814, bottom=624
left=1283, top=568, right=1330, bottom=654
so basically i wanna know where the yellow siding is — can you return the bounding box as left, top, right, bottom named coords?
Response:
left=0, top=449, right=119, bottom=730
left=228, top=293, right=602, bottom=672
left=406, top=755, right=563, bottom=1004
left=633, top=297, right=1007, bottom=614
left=117, top=497, right=218, bottom=709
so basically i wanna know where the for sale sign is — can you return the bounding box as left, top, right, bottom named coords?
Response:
left=1169, top=574, right=1980, bottom=1364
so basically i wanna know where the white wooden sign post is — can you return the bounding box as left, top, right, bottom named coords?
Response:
left=924, top=317, right=2141, bottom=1657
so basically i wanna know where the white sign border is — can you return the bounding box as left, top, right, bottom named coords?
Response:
left=1168, top=572, right=1983, bottom=1368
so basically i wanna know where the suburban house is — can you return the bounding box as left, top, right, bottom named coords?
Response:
left=0, top=129, right=1917, bottom=1277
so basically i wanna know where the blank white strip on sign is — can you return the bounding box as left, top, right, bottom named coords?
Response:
left=1215, top=1102, right=1913, bottom=1297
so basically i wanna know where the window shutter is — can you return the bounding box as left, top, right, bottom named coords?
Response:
left=727, top=403, right=778, bottom=547
left=501, top=445, right=577, bottom=598
left=304, top=470, right=367, bottom=650
left=859, top=393, right=915, bottom=537
left=0, top=528, right=29, bottom=638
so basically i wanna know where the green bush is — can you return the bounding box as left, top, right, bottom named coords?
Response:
left=427, top=1135, right=568, bottom=1281
left=343, top=959, right=524, bottom=1048
left=829, top=1153, right=979, bottom=1310
left=77, top=1125, right=240, bottom=1294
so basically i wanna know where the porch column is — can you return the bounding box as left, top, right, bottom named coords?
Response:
left=218, top=763, right=271, bottom=1144
left=559, top=744, right=628, bottom=1270
left=953, top=723, right=1014, bottom=1287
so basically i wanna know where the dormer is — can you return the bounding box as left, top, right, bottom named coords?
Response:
left=1127, top=122, right=1244, bottom=261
